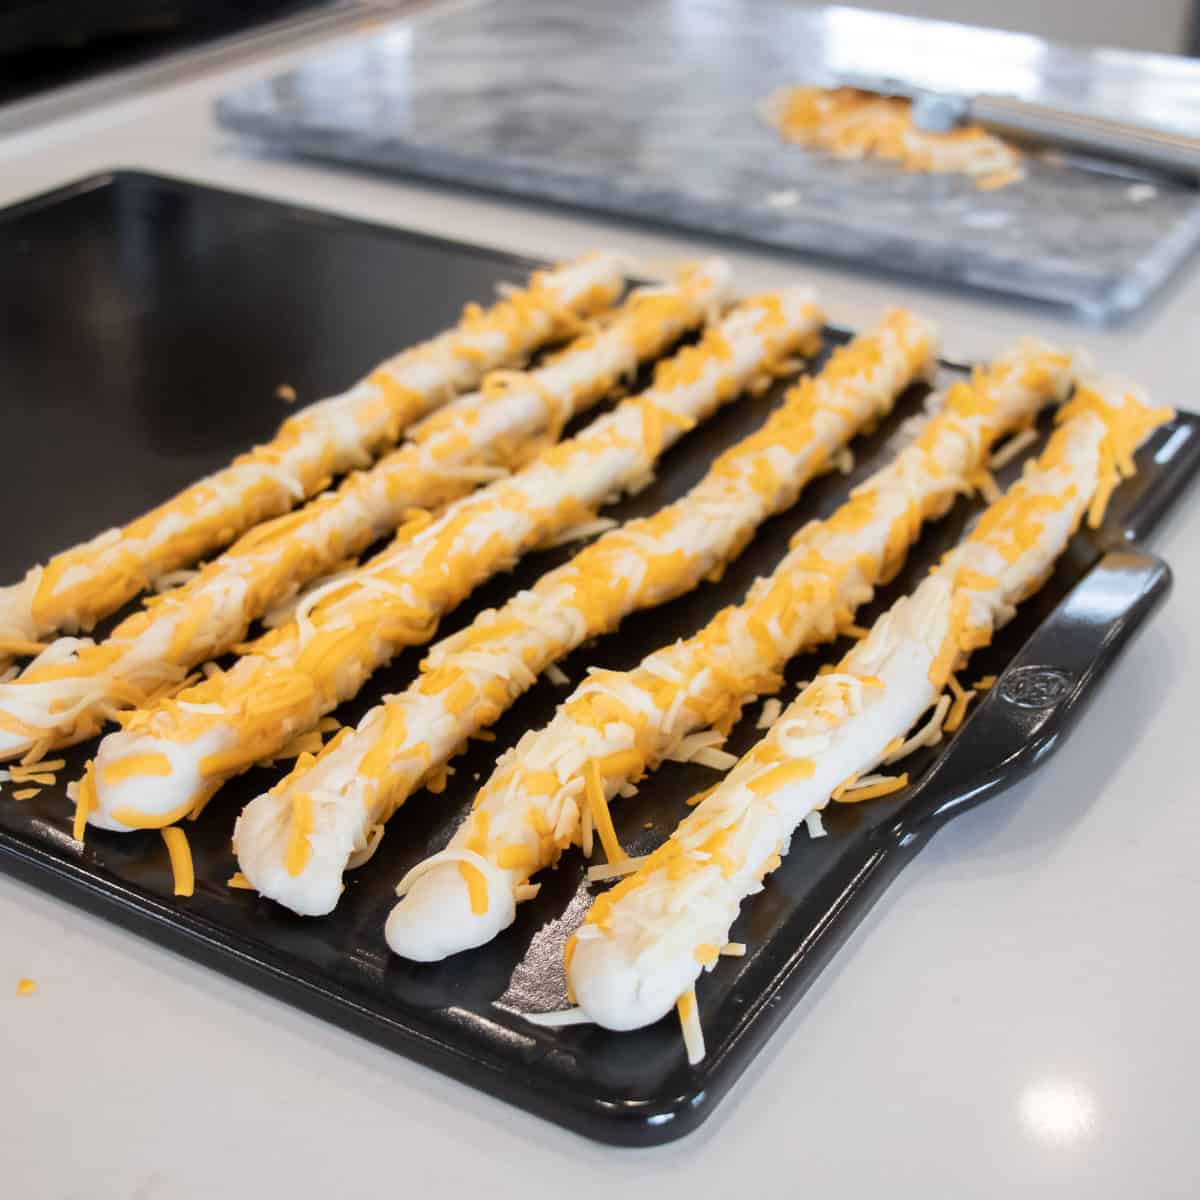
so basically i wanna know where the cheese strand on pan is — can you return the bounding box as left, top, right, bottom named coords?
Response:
left=0, top=262, right=730, bottom=762
left=384, top=338, right=1072, bottom=961
left=566, top=379, right=1172, bottom=1041
left=234, top=309, right=938, bottom=917
left=0, top=252, right=625, bottom=651
left=76, top=288, right=824, bottom=838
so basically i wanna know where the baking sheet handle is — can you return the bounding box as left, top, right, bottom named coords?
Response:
left=899, top=547, right=1171, bottom=834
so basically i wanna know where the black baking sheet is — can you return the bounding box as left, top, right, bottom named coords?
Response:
left=1, top=171, right=1197, bottom=1146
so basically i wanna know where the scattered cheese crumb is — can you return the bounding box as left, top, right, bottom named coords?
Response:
left=16, top=978, right=36, bottom=997
left=835, top=772, right=909, bottom=804
left=152, top=568, right=200, bottom=593
left=523, top=1006, right=594, bottom=1027
left=989, top=426, right=1039, bottom=470
left=677, top=987, right=706, bottom=1065
left=586, top=853, right=651, bottom=883
left=970, top=467, right=1003, bottom=503
left=883, top=693, right=951, bottom=764
left=756, top=697, right=783, bottom=729
left=11, top=758, right=65, bottom=776
left=545, top=662, right=570, bottom=686
left=275, top=384, right=297, bottom=403
left=692, top=746, right=739, bottom=770
left=12, top=787, right=41, bottom=801
left=161, top=826, right=195, bottom=897
left=541, top=516, right=618, bottom=549
left=944, top=674, right=976, bottom=733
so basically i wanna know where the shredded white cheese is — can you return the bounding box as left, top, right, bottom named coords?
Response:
left=756, top=696, right=783, bottom=729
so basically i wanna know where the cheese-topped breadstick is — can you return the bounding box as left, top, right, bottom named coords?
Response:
left=0, top=263, right=730, bottom=762
left=76, top=288, right=825, bottom=838
left=384, top=338, right=1072, bottom=961
left=0, top=252, right=624, bottom=652
left=565, top=380, right=1171, bottom=1047
left=234, top=310, right=938, bottom=917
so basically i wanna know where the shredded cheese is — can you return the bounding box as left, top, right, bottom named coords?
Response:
left=763, top=85, right=1024, bottom=190
left=0, top=268, right=729, bottom=764
left=230, top=290, right=825, bottom=912
left=161, top=826, right=195, bottom=897
left=756, top=696, right=783, bottom=729
left=677, top=987, right=706, bottom=1065
left=989, top=425, right=1039, bottom=469
left=584, top=760, right=628, bottom=865
left=458, top=860, right=490, bottom=914
left=0, top=253, right=626, bottom=647
left=586, top=854, right=650, bottom=883
left=523, top=1006, right=594, bottom=1027
left=565, top=383, right=1171, bottom=1038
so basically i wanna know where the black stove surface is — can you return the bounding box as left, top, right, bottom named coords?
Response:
left=0, top=0, right=332, bottom=106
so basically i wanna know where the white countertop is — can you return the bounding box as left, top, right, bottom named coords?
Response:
left=3, top=17, right=1200, bottom=1198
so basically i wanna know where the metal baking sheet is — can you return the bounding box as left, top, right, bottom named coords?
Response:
left=1, top=171, right=1197, bottom=1146
left=214, top=0, right=1200, bottom=322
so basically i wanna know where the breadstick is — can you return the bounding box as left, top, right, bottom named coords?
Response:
left=233, top=309, right=937, bottom=917
left=384, top=337, right=1073, bottom=960
left=0, top=262, right=729, bottom=761
left=0, top=252, right=624, bottom=649
left=565, top=380, right=1171, bottom=1044
left=76, top=288, right=823, bottom=839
